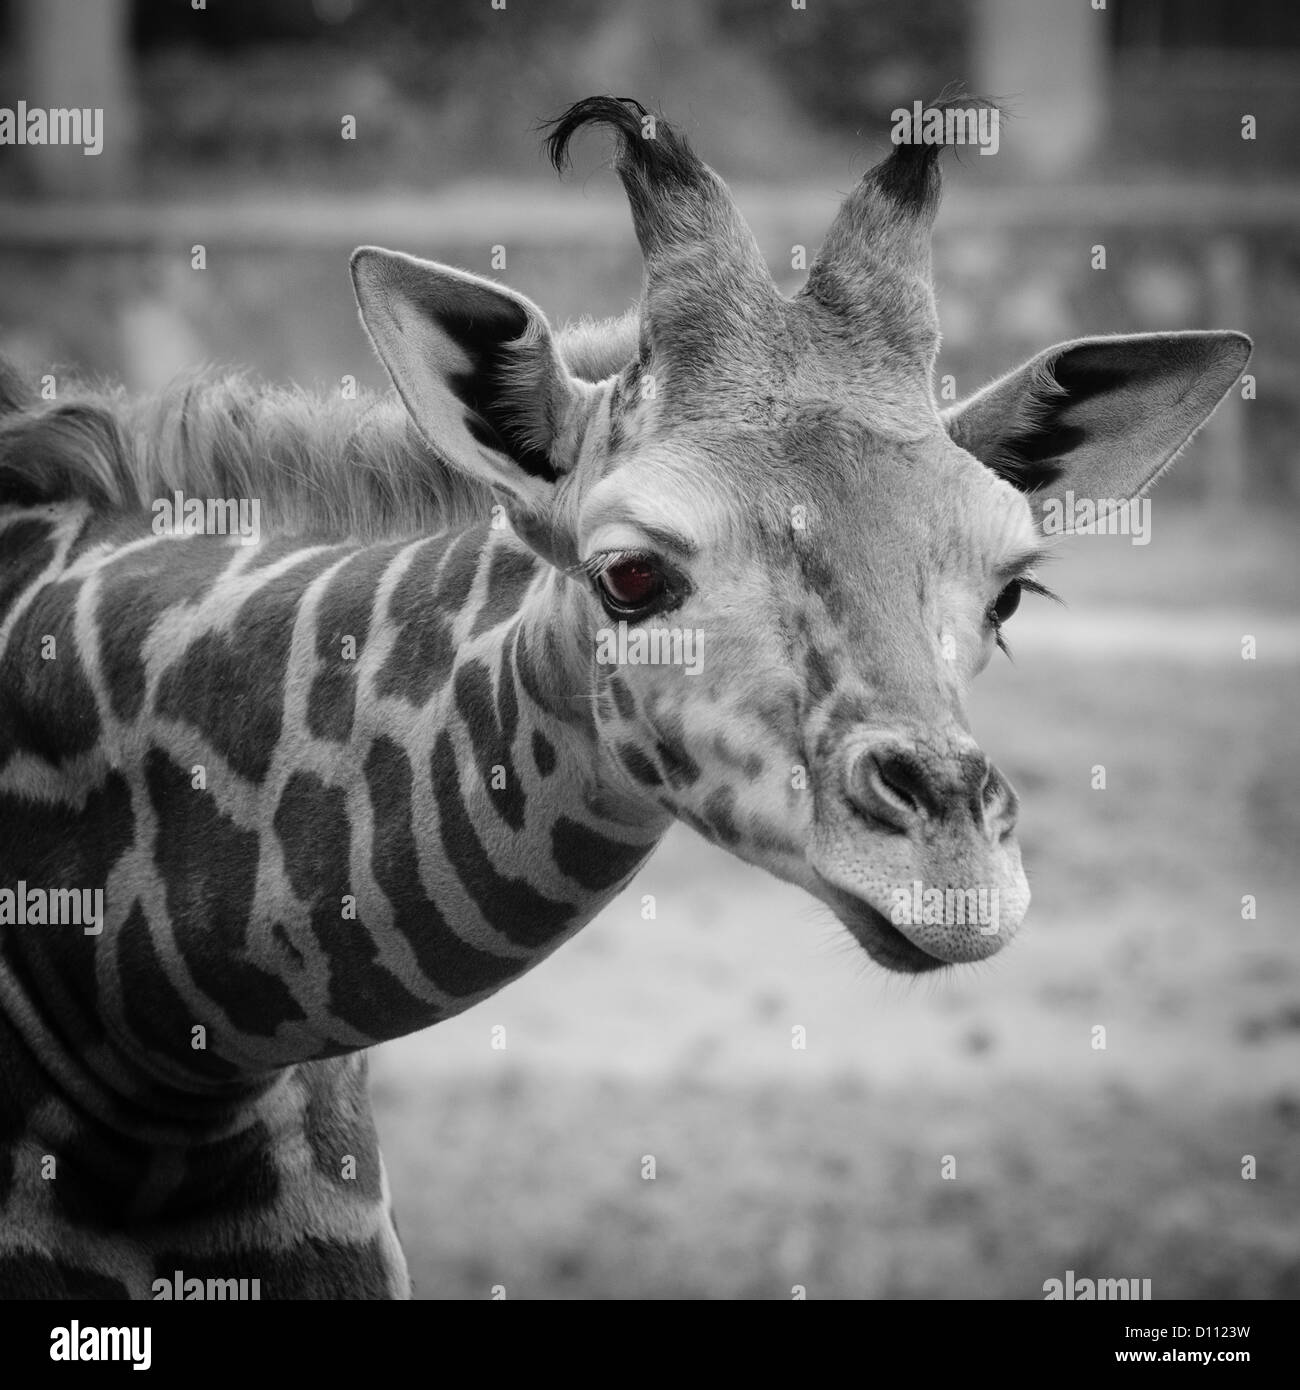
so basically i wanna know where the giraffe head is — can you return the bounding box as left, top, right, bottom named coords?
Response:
left=351, top=97, right=1249, bottom=974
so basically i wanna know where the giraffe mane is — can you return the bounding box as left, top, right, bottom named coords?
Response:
left=0, top=306, right=637, bottom=542
left=0, top=366, right=498, bottom=540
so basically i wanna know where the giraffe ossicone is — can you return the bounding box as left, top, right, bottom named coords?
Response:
left=0, top=96, right=1250, bottom=1298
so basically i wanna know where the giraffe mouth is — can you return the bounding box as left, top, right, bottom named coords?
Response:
left=814, top=877, right=948, bottom=975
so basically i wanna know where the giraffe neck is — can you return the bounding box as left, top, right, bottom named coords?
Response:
left=0, top=506, right=670, bottom=1122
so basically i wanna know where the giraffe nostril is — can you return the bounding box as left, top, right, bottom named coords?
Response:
left=970, top=760, right=995, bottom=821
left=846, top=743, right=938, bottom=832
left=846, top=739, right=1011, bottom=837
left=981, top=766, right=1000, bottom=810
left=874, top=750, right=933, bottom=817
left=983, top=766, right=1020, bottom=840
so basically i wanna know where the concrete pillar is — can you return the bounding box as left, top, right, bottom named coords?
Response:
left=12, top=0, right=136, bottom=195
left=972, top=0, right=1107, bottom=177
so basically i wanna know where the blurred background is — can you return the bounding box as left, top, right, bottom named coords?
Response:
left=1, top=0, right=1297, bottom=1297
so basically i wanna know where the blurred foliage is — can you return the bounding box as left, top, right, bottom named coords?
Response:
left=0, top=0, right=1294, bottom=493
left=714, top=0, right=968, bottom=129
left=0, top=0, right=1282, bottom=187
left=116, top=0, right=965, bottom=186
left=127, top=0, right=965, bottom=132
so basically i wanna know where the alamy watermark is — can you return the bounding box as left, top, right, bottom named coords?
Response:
left=0, top=102, right=103, bottom=157
left=0, top=883, right=103, bottom=935
left=1041, top=491, right=1151, bottom=545
left=890, top=880, right=999, bottom=934
left=152, top=490, right=261, bottom=545
left=890, top=101, right=1000, bottom=156
left=49, top=1323, right=150, bottom=1370
left=1044, top=1269, right=1152, bottom=1300
left=595, top=620, right=705, bottom=677
left=152, top=1270, right=261, bottom=1300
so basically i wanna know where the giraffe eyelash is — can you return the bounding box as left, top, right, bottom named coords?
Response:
left=1018, top=575, right=1062, bottom=604
left=993, top=573, right=1063, bottom=660
left=573, top=549, right=650, bottom=580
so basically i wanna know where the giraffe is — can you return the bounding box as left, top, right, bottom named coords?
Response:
left=0, top=96, right=1249, bottom=1299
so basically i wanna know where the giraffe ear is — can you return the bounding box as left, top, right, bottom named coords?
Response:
left=351, top=246, right=586, bottom=509
left=943, top=331, right=1251, bottom=524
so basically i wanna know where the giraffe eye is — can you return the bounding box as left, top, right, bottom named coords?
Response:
left=989, top=580, right=1022, bottom=627
left=596, top=554, right=670, bottom=617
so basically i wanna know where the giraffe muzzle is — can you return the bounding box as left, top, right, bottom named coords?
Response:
left=846, top=736, right=1019, bottom=841
left=807, top=733, right=1030, bottom=972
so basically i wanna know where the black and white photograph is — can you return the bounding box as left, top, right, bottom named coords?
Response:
left=0, top=0, right=1295, bottom=1352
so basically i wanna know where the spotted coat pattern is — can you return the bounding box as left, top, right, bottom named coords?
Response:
left=0, top=504, right=661, bottom=1298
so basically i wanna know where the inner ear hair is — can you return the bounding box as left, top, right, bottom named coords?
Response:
left=482, top=331, right=569, bottom=481
left=945, top=331, right=1252, bottom=505
left=968, top=353, right=1072, bottom=494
